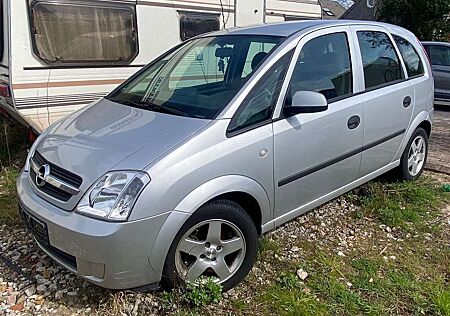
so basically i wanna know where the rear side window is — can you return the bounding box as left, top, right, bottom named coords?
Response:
left=180, top=13, right=220, bottom=41
left=427, top=45, right=450, bottom=66
left=29, top=1, right=138, bottom=65
left=393, top=35, right=424, bottom=77
left=357, top=31, right=404, bottom=90
left=287, top=32, right=353, bottom=103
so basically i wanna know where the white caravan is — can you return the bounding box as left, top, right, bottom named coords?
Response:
left=0, top=0, right=321, bottom=133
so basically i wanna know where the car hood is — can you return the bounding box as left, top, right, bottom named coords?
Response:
left=35, top=99, right=210, bottom=207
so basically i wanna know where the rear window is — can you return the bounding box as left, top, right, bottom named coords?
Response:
left=29, top=0, right=138, bottom=65
left=357, top=31, right=404, bottom=90
left=393, top=35, right=424, bottom=77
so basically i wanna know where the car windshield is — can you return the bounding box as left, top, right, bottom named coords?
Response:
left=107, top=35, right=283, bottom=119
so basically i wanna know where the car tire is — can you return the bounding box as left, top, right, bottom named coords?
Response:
left=162, top=199, right=258, bottom=292
left=398, top=127, right=428, bottom=181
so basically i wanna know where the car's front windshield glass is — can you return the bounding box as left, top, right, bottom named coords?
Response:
left=107, top=35, right=284, bottom=119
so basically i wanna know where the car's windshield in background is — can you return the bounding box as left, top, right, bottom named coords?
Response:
left=107, top=35, right=284, bottom=119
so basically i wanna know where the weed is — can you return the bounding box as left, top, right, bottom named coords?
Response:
left=182, top=278, right=222, bottom=308
left=278, top=272, right=301, bottom=290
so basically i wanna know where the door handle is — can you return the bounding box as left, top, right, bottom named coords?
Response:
left=347, top=115, right=360, bottom=130
left=403, top=96, right=412, bottom=108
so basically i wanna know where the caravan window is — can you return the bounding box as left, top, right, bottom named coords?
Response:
left=29, top=1, right=138, bottom=65
left=180, top=13, right=220, bottom=41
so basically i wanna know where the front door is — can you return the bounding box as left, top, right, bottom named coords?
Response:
left=351, top=26, right=414, bottom=175
left=273, top=27, right=364, bottom=221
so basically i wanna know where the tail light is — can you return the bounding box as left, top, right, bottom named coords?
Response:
left=0, top=82, right=10, bottom=98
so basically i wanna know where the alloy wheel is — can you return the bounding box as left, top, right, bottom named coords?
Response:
left=175, top=219, right=246, bottom=285
left=407, top=135, right=426, bottom=177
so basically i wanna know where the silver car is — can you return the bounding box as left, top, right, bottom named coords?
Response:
left=17, top=20, right=434, bottom=291
left=422, top=41, right=450, bottom=106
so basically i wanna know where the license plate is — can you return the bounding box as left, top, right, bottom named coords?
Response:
left=19, top=205, right=49, bottom=246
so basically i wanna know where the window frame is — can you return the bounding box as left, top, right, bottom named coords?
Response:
left=392, top=34, right=425, bottom=79
left=355, top=29, right=408, bottom=92
left=28, top=0, right=139, bottom=66
left=179, top=11, right=220, bottom=41
left=282, top=31, right=354, bottom=109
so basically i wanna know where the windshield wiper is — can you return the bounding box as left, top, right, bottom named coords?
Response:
left=110, top=98, right=190, bottom=117
left=109, top=99, right=147, bottom=109
left=146, top=103, right=190, bottom=117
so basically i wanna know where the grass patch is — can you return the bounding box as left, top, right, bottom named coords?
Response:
left=0, top=167, right=20, bottom=224
left=0, top=117, right=29, bottom=224
left=258, top=237, right=280, bottom=258
left=355, top=178, right=448, bottom=230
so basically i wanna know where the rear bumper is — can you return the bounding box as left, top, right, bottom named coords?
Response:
left=17, top=170, right=171, bottom=289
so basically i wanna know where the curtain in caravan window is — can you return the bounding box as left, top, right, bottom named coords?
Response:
left=30, top=1, right=138, bottom=64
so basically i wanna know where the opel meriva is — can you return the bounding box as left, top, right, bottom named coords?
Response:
left=17, top=21, right=434, bottom=291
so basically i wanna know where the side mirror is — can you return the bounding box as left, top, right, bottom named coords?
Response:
left=283, top=91, right=328, bottom=117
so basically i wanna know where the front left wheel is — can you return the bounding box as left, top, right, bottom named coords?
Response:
left=162, top=200, right=258, bottom=292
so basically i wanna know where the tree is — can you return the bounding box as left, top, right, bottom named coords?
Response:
left=377, top=0, right=450, bottom=41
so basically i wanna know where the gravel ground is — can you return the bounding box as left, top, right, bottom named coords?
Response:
left=1, top=171, right=449, bottom=315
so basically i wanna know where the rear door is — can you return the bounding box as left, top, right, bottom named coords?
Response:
left=425, top=44, right=450, bottom=102
left=351, top=25, right=414, bottom=176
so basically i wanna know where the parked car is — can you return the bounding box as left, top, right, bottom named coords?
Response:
left=422, top=41, right=450, bottom=106
left=17, top=20, right=434, bottom=292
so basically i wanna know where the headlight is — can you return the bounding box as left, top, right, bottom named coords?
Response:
left=76, top=171, right=150, bottom=221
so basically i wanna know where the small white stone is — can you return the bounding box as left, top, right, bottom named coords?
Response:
left=337, top=251, right=345, bottom=257
left=297, top=268, right=308, bottom=280
left=291, top=246, right=299, bottom=252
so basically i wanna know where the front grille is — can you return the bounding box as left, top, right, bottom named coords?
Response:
left=30, top=151, right=82, bottom=202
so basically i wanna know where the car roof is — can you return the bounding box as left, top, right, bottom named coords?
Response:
left=422, top=41, right=450, bottom=46
left=203, top=20, right=400, bottom=38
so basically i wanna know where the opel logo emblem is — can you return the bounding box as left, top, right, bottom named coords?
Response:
left=36, top=164, right=50, bottom=187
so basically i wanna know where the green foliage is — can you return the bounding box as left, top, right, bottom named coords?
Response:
left=278, top=272, right=302, bottom=290
left=377, top=0, right=450, bottom=40
left=182, top=278, right=222, bottom=308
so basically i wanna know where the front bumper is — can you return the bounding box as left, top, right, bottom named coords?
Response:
left=17, top=170, right=171, bottom=289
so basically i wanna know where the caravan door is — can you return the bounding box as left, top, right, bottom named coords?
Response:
left=235, top=0, right=264, bottom=26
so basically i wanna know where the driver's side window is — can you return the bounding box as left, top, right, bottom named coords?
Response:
left=286, top=32, right=353, bottom=106
left=227, top=51, right=293, bottom=136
